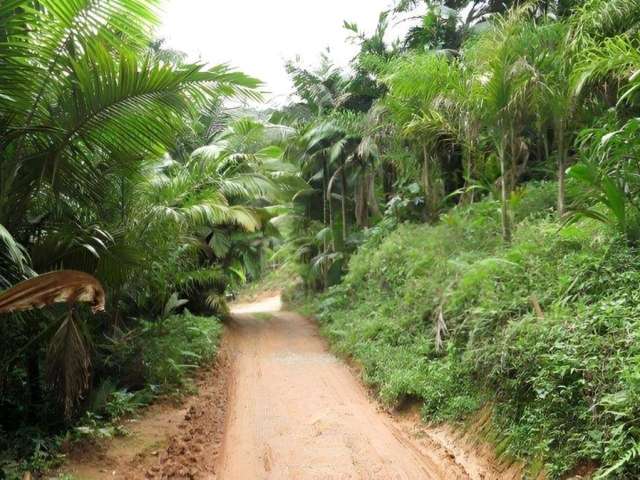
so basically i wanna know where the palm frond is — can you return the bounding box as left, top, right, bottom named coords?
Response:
left=46, top=312, right=91, bottom=417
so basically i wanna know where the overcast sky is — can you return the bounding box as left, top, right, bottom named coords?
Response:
left=157, top=1, right=404, bottom=104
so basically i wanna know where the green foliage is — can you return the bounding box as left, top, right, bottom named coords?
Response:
left=73, top=411, right=129, bottom=440
left=141, top=312, right=223, bottom=390
left=568, top=116, right=640, bottom=243
left=3, top=0, right=640, bottom=476
left=1, top=310, right=222, bottom=478
left=279, top=10, right=640, bottom=475
left=239, top=262, right=300, bottom=300
left=67, top=311, right=222, bottom=446
left=0, top=430, right=67, bottom=479
left=0, top=0, right=277, bottom=437
left=0, top=7, right=294, bottom=475
left=311, top=183, right=640, bottom=478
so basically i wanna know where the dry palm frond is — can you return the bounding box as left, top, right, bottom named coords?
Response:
left=0, top=271, right=105, bottom=314
left=46, top=312, right=91, bottom=417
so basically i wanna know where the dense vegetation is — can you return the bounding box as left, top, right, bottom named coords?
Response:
left=312, top=184, right=640, bottom=478
left=275, top=0, right=640, bottom=478
left=0, top=1, right=295, bottom=476
left=3, top=0, right=640, bottom=478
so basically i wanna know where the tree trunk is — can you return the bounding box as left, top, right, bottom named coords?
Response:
left=355, top=180, right=369, bottom=228
left=556, top=122, right=567, bottom=217
left=354, top=182, right=362, bottom=228
left=327, top=190, right=334, bottom=251
left=322, top=158, right=328, bottom=226
left=321, top=157, right=330, bottom=252
left=468, top=140, right=477, bottom=204
left=367, top=172, right=380, bottom=217
left=510, top=130, right=519, bottom=192
left=500, top=135, right=512, bottom=243
left=340, top=163, right=348, bottom=245
left=460, top=147, right=473, bottom=205
left=360, top=178, right=369, bottom=228
left=382, top=161, right=395, bottom=204
left=536, top=127, right=544, bottom=164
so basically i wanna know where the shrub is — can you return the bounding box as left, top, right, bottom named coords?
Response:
left=311, top=183, right=640, bottom=478
left=141, top=312, right=223, bottom=391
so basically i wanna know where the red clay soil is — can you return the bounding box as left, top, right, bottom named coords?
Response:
left=217, top=296, right=522, bottom=480
left=59, top=294, right=525, bottom=479
left=59, top=346, right=231, bottom=480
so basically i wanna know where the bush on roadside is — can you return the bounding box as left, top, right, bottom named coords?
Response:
left=141, top=311, right=223, bottom=390
left=312, top=183, right=640, bottom=478
left=0, top=311, right=223, bottom=479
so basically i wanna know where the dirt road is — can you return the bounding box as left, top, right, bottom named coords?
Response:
left=61, top=294, right=519, bottom=479
left=219, top=296, right=494, bottom=480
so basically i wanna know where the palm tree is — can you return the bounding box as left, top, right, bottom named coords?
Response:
left=503, top=19, right=574, bottom=216
left=0, top=0, right=261, bottom=276
left=569, top=0, right=640, bottom=48
left=463, top=7, right=545, bottom=241
left=285, top=57, right=353, bottom=249
left=380, top=52, right=461, bottom=220
left=0, top=0, right=262, bottom=416
left=564, top=2, right=640, bottom=242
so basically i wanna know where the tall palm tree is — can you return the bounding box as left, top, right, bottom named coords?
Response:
left=285, top=57, right=353, bottom=250
left=463, top=7, right=544, bottom=241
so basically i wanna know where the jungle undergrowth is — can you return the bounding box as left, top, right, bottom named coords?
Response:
left=308, top=182, right=640, bottom=479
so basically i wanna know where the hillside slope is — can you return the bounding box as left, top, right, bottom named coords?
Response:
left=310, top=183, right=640, bottom=479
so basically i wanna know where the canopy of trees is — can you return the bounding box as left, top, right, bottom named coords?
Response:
left=0, top=0, right=298, bottom=459
left=277, top=0, right=640, bottom=288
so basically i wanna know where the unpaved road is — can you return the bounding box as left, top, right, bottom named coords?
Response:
left=220, top=296, right=508, bottom=480
left=61, top=294, right=521, bottom=479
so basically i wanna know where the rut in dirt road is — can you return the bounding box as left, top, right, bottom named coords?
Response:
left=219, top=295, right=473, bottom=480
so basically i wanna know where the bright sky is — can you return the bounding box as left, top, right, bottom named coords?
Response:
left=157, top=0, right=403, bottom=104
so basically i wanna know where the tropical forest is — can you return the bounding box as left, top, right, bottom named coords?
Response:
left=2, top=0, right=640, bottom=478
